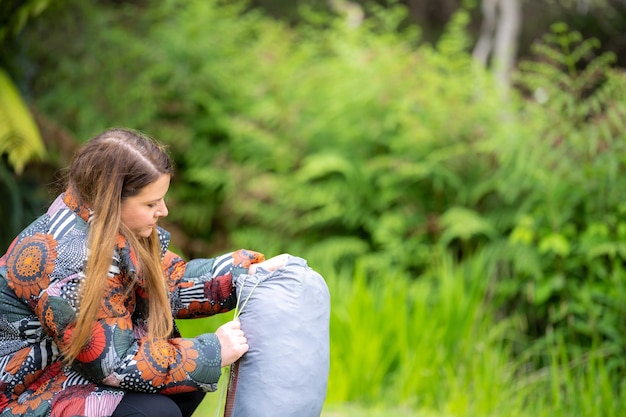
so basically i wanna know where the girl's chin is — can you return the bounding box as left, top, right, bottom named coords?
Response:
left=136, top=228, right=154, bottom=238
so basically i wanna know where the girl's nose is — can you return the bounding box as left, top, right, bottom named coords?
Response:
left=157, top=201, right=169, bottom=218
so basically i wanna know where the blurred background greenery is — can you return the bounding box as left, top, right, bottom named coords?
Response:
left=2, top=0, right=626, bottom=416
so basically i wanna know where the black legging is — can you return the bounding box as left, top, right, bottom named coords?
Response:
left=111, top=391, right=206, bottom=417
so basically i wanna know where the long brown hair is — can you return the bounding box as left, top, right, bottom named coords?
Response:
left=63, top=128, right=174, bottom=364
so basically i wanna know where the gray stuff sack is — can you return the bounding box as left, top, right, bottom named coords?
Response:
left=224, top=255, right=330, bottom=417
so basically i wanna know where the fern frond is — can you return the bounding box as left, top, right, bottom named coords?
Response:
left=439, top=206, right=496, bottom=245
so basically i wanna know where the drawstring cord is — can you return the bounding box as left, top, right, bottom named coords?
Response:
left=215, top=273, right=262, bottom=417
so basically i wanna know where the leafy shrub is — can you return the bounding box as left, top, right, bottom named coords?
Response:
left=23, top=1, right=507, bottom=272
left=493, top=23, right=626, bottom=367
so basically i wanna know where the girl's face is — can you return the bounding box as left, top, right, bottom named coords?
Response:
left=121, top=174, right=170, bottom=238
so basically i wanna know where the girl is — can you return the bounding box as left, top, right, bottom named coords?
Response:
left=0, top=128, right=286, bottom=417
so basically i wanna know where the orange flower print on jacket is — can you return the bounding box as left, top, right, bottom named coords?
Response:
left=62, top=188, right=91, bottom=221
left=5, top=348, right=31, bottom=375
left=6, top=233, right=57, bottom=300
left=162, top=251, right=185, bottom=289
left=136, top=338, right=198, bottom=387
left=9, top=364, right=65, bottom=416
left=63, top=322, right=108, bottom=363
left=231, top=249, right=265, bottom=269
left=50, top=383, right=96, bottom=417
left=12, top=370, right=42, bottom=398
left=35, top=291, right=77, bottom=341
left=102, top=286, right=131, bottom=320
left=115, top=234, right=141, bottom=278
left=78, top=322, right=108, bottom=363
left=43, top=305, right=57, bottom=337
left=176, top=301, right=205, bottom=318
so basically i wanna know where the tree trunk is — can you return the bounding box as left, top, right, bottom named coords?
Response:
left=472, top=0, right=522, bottom=91
left=473, top=0, right=498, bottom=66
left=494, top=0, right=521, bottom=88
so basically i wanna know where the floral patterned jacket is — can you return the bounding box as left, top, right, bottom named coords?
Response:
left=0, top=189, right=264, bottom=417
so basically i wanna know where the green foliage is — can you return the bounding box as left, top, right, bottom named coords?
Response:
left=0, top=68, right=45, bottom=253
left=494, top=22, right=626, bottom=364
left=326, top=249, right=514, bottom=413
left=0, top=68, right=45, bottom=174
left=22, top=0, right=506, bottom=271
left=0, top=1, right=51, bottom=252
left=13, top=2, right=626, bottom=413
left=0, top=0, right=54, bottom=43
left=0, top=0, right=52, bottom=173
left=515, top=331, right=626, bottom=417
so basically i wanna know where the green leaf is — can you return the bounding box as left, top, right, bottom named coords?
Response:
left=439, top=206, right=496, bottom=245
left=538, top=233, right=570, bottom=257
left=509, top=215, right=536, bottom=245
left=586, top=242, right=626, bottom=260
left=534, top=273, right=565, bottom=305
left=296, top=152, right=354, bottom=182
left=0, top=68, right=46, bottom=173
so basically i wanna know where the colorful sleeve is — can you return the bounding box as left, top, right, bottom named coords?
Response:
left=93, top=249, right=264, bottom=392
left=35, top=246, right=262, bottom=393
left=41, top=279, right=226, bottom=393
left=163, top=249, right=265, bottom=319
left=38, top=266, right=224, bottom=393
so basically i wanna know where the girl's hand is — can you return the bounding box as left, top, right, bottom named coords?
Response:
left=215, top=319, right=249, bottom=367
left=247, top=253, right=290, bottom=275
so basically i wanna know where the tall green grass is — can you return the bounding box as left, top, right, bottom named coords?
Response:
left=179, top=249, right=624, bottom=417
left=515, top=332, right=626, bottom=417
left=324, top=249, right=520, bottom=416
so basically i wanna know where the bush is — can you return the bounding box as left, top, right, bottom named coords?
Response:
left=23, top=1, right=506, bottom=270
left=492, top=23, right=626, bottom=367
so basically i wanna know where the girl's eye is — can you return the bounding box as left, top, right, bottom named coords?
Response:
left=147, top=203, right=157, bottom=208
